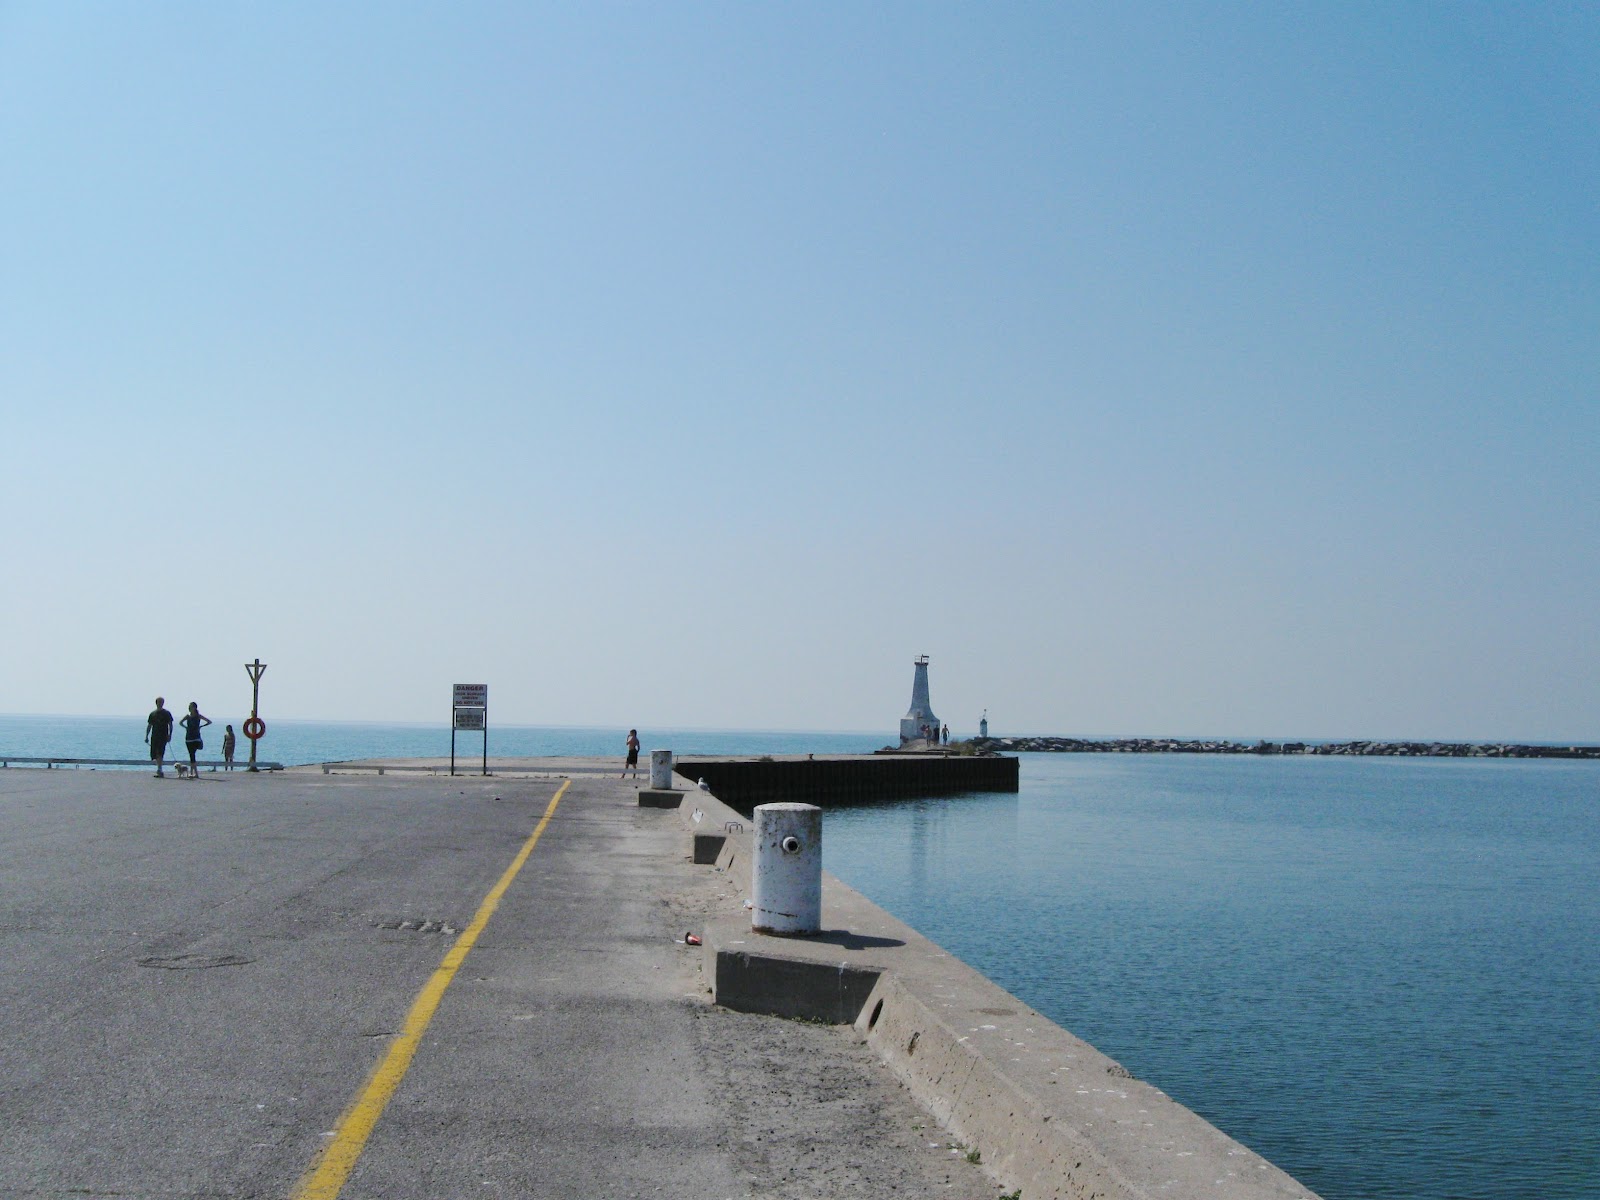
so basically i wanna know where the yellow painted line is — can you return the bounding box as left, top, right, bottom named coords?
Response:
left=291, top=780, right=571, bottom=1200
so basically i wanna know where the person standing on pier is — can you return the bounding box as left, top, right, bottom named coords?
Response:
left=180, top=702, right=211, bottom=775
left=221, top=724, right=237, bottom=770
left=623, top=728, right=641, bottom=779
left=145, top=697, right=174, bottom=778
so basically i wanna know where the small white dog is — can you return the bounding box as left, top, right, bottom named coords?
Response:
left=174, top=763, right=192, bottom=779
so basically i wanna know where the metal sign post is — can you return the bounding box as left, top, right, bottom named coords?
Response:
left=451, top=683, right=488, bottom=776
left=244, top=658, right=268, bottom=772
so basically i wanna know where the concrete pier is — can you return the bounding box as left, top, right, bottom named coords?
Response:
left=0, top=756, right=1322, bottom=1200
left=675, top=752, right=1019, bottom=813
left=0, top=759, right=1006, bottom=1199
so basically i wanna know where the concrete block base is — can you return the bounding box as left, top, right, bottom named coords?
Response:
left=714, top=942, right=883, bottom=1025
left=692, top=833, right=726, bottom=864
left=636, top=789, right=684, bottom=809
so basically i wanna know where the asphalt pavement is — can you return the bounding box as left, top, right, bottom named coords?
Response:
left=0, top=763, right=1005, bottom=1200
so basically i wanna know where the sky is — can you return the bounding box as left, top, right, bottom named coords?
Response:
left=2, top=3, right=1596, bottom=741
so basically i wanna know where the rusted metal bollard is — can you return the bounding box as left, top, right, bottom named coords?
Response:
left=751, top=802, right=821, bottom=936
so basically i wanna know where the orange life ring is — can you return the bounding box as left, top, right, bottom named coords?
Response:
left=242, top=716, right=266, bottom=741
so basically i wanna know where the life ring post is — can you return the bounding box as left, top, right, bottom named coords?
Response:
left=244, top=658, right=268, bottom=772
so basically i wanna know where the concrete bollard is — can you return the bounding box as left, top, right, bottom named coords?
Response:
left=649, top=749, right=673, bottom=790
left=751, top=803, right=821, bottom=936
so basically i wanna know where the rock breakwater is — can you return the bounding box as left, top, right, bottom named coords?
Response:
left=976, top=737, right=1600, bottom=759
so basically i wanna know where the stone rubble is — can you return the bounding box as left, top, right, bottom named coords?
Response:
left=975, top=736, right=1600, bottom=758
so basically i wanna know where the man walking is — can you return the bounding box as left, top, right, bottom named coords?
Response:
left=146, top=697, right=175, bottom=778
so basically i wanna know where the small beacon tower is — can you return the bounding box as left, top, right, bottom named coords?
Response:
left=899, top=655, right=940, bottom=745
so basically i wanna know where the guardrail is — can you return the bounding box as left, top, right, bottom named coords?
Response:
left=0, top=756, right=284, bottom=772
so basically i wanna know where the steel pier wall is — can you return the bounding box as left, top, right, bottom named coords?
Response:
left=673, top=754, right=1018, bottom=813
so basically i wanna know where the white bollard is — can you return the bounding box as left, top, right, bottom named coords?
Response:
left=751, top=803, right=822, bottom=936
left=649, top=750, right=674, bottom=790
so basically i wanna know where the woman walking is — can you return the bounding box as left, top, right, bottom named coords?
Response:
left=181, top=702, right=211, bottom=775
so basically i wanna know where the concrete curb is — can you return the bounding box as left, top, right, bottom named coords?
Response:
left=856, top=972, right=1142, bottom=1200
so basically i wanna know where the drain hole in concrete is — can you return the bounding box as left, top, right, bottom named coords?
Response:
left=868, top=999, right=884, bottom=1031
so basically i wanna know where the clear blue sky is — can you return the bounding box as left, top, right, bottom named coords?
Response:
left=3, top=3, right=1596, bottom=740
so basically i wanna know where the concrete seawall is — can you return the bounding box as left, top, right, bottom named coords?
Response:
left=983, top=735, right=1600, bottom=758
left=674, top=752, right=1019, bottom=814
left=668, top=769, right=1323, bottom=1200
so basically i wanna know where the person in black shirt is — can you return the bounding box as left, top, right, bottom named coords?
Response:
left=146, top=698, right=175, bottom=778
left=180, top=702, right=211, bottom=775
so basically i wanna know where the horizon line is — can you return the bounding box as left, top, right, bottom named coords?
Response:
left=2, top=712, right=1594, bottom=747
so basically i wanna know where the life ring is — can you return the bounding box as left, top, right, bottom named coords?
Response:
left=243, top=716, right=266, bottom=741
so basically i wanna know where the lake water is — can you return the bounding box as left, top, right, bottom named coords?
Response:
left=823, top=753, right=1600, bottom=1200
left=5, top=717, right=1595, bottom=1198
left=0, top=713, right=883, bottom=765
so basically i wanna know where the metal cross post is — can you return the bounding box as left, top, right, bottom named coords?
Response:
left=245, top=658, right=267, bottom=772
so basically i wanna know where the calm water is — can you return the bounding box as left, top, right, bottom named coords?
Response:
left=824, top=753, right=1600, bottom=1200
left=0, top=713, right=883, bottom=765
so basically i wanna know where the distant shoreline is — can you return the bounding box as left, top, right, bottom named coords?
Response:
left=976, top=736, right=1600, bottom=759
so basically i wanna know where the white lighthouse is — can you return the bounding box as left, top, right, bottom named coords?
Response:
left=899, top=656, right=940, bottom=745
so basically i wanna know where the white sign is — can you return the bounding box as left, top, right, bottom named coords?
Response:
left=453, top=707, right=486, bottom=731
left=453, top=683, right=487, bottom=708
